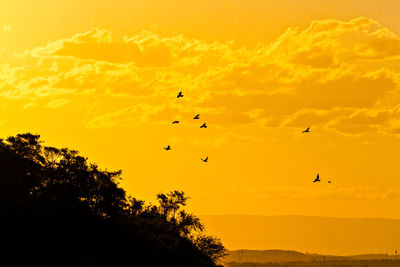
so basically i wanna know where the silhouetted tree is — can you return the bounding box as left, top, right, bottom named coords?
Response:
left=157, top=190, right=189, bottom=220
left=0, top=133, right=226, bottom=266
left=155, top=190, right=225, bottom=259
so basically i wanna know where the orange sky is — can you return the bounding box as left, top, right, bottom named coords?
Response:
left=1, top=0, right=400, bottom=243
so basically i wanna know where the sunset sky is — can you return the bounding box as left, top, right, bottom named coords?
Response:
left=2, top=0, right=400, bottom=247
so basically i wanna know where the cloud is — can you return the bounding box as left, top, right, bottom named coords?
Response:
left=86, top=103, right=164, bottom=128
left=2, top=24, right=11, bottom=32
left=23, top=102, right=37, bottom=110
left=47, top=98, right=70, bottom=108
left=2, top=17, right=400, bottom=136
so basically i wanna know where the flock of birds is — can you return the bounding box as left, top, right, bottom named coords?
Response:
left=164, top=91, right=331, bottom=183
left=163, top=91, right=209, bottom=163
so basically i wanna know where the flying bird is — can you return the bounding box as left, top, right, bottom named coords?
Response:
left=177, top=91, right=183, bottom=98
left=201, top=157, right=208, bottom=162
left=302, top=127, right=310, bottom=133
left=164, top=145, right=171, bottom=150
left=193, top=114, right=200, bottom=119
left=172, top=121, right=179, bottom=124
left=328, top=180, right=332, bottom=184
left=313, top=173, right=320, bottom=183
left=200, top=123, right=207, bottom=128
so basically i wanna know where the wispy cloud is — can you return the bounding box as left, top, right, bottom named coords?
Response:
left=2, top=24, right=12, bottom=32
left=2, top=18, right=400, bottom=136
left=47, top=98, right=70, bottom=108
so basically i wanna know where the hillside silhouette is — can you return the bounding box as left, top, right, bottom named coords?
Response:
left=223, top=249, right=400, bottom=267
left=223, top=249, right=400, bottom=263
left=0, top=133, right=225, bottom=266
left=225, top=260, right=400, bottom=267
left=223, top=250, right=344, bottom=263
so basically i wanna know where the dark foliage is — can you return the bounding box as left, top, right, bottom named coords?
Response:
left=0, top=133, right=225, bottom=266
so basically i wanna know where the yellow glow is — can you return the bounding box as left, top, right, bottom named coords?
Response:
left=1, top=0, right=400, bottom=253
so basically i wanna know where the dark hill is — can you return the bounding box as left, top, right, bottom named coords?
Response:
left=222, top=249, right=400, bottom=264
left=223, top=250, right=346, bottom=263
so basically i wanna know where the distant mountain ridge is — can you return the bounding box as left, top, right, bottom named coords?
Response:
left=200, top=215, right=400, bottom=255
left=223, top=249, right=343, bottom=263
left=223, top=250, right=399, bottom=263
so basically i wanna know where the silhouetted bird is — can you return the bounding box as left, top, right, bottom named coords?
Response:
left=313, top=173, right=320, bottom=183
left=302, top=127, right=310, bottom=133
left=328, top=180, right=331, bottom=183
left=200, top=123, right=207, bottom=128
left=177, top=91, right=183, bottom=98
left=201, top=157, right=208, bottom=162
left=172, top=121, right=179, bottom=124
left=164, top=145, right=171, bottom=150
left=193, top=114, right=200, bottom=119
